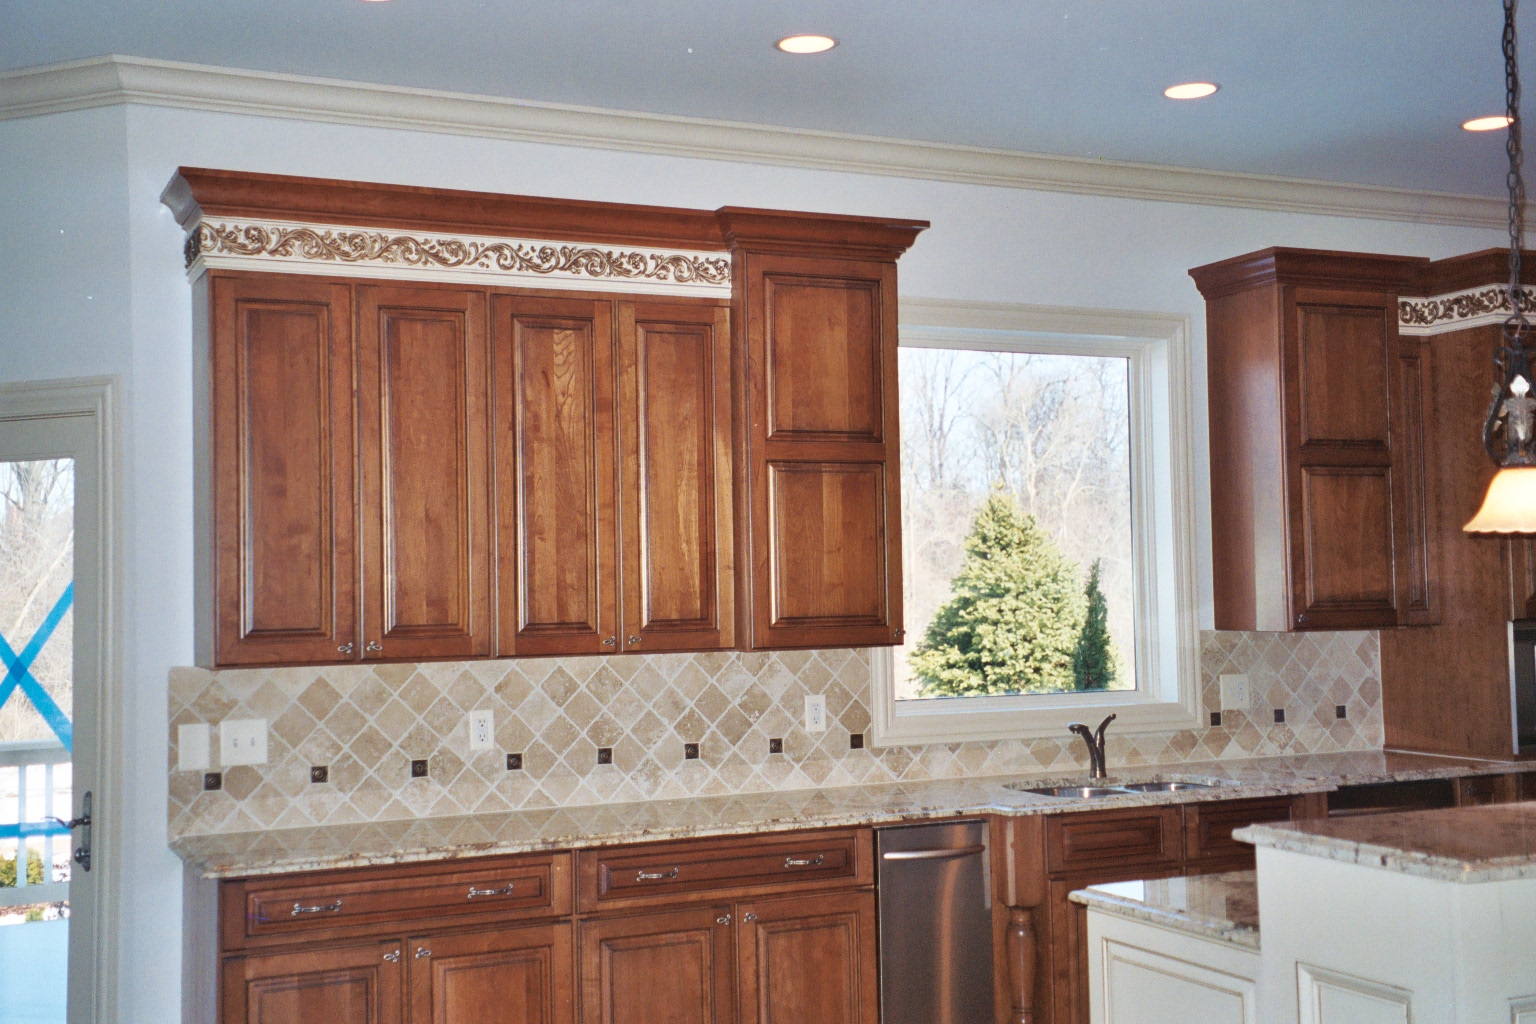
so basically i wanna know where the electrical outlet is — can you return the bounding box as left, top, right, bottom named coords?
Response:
left=1219, top=673, right=1251, bottom=710
left=469, top=710, right=494, bottom=752
left=178, top=722, right=210, bottom=772
left=219, top=719, right=268, bottom=766
left=804, top=694, right=827, bottom=733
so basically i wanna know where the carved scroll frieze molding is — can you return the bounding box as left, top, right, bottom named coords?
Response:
left=1398, top=284, right=1536, bottom=335
left=183, top=217, right=732, bottom=297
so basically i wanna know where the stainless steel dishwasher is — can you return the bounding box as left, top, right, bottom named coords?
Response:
left=876, top=820, right=994, bottom=1024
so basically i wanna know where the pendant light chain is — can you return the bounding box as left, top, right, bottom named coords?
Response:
left=1508, top=0, right=1527, bottom=325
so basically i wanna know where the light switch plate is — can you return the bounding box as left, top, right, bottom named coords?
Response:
left=804, top=694, right=827, bottom=733
left=178, top=722, right=210, bottom=772
left=469, top=710, right=494, bottom=752
left=219, top=719, right=268, bottom=766
left=1219, top=674, right=1251, bottom=710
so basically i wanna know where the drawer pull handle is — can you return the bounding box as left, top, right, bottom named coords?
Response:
left=467, top=884, right=516, bottom=899
left=291, top=899, right=343, bottom=917
left=415, top=947, right=432, bottom=959
left=636, top=868, right=679, bottom=882
left=383, top=951, right=400, bottom=963
left=784, top=854, right=824, bottom=868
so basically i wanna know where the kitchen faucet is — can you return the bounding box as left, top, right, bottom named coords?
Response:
left=1067, top=714, right=1117, bottom=780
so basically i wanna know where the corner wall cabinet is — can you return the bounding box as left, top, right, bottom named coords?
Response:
left=169, top=168, right=925, bottom=666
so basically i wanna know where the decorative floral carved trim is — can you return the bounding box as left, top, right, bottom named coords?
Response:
left=1399, top=284, right=1536, bottom=334
left=184, top=219, right=731, bottom=292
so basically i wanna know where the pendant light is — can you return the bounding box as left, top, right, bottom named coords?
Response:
left=1466, top=0, right=1536, bottom=534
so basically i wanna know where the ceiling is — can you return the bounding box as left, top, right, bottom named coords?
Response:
left=1, top=0, right=1529, bottom=197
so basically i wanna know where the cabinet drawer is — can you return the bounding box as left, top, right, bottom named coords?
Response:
left=1184, top=798, right=1296, bottom=864
left=229, top=852, right=572, bottom=946
left=578, top=829, right=872, bottom=912
left=1045, top=807, right=1182, bottom=875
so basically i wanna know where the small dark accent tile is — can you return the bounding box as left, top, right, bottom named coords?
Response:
left=506, top=753, right=523, bottom=771
left=203, top=772, right=222, bottom=791
left=1273, top=708, right=1286, bottom=724
left=1210, top=711, right=1222, bottom=727
left=309, top=765, right=328, bottom=784
left=684, top=742, right=700, bottom=760
left=410, top=759, right=429, bottom=778
left=768, top=738, right=784, bottom=754
left=849, top=733, right=864, bottom=750
left=1336, top=705, right=1348, bottom=720
left=596, top=747, right=613, bottom=766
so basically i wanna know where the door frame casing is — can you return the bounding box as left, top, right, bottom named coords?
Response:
left=0, top=376, right=122, bottom=1024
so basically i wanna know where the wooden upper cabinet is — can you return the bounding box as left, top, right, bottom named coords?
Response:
left=1191, top=248, right=1439, bottom=631
left=493, top=295, right=619, bottom=655
left=719, top=207, right=926, bottom=649
left=204, top=272, right=357, bottom=666
left=357, top=283, right=493, bottom=660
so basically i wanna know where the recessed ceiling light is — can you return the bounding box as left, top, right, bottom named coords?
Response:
left=1463, top=114, right=1514, bottom=131
left=1164, top=82, right=1219, bottom=100
left=776, top=34, right=837, bottom=54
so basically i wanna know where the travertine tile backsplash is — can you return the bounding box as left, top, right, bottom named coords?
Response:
left=168, top=630, right=1383, bottom=838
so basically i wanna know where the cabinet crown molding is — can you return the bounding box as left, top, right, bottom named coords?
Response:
left=1189, top=246, right=1429, bottom=300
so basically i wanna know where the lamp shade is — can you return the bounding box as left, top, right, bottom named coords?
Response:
left=1464, top=466, right=1536, bottom=533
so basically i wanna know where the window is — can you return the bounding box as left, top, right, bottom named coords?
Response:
left=869, top=300, right=1199, bottom=745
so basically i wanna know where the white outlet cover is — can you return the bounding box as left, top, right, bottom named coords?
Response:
left=1219, top=673, right=1251, bottom=710
left=219, top=718, right=268, bottom=766
left=804, top=694, right=827, bottom=733
left=178, top=722, right=211, bottom=772
left=469, top=709, right=494, bottom=752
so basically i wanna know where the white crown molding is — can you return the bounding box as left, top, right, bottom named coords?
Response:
left=0, top=54, right=1509, bottom=229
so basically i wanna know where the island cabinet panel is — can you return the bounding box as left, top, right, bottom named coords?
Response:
left=408, top=924, right=574, bottom=1024
left=735, top=892, right=879, bottom=1024
left=578, top=906, right=736, bottom=1024
left=206, top=273, right=357, bottom=665
left=731, top=250, right=906, bottom=649
left=1191, top=248, right=1438, bottom=632
left=357, top=283, right=493, bottom=661
left=222, top=940, right=404, bottom=1024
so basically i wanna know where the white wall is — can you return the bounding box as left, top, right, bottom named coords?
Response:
left=0, top=98, right=1506, bottom=1023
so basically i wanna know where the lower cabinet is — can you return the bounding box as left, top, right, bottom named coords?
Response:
left=579, top=906, right=736, bottom=1024
left=222, top=939, right=405, bottom=1024
left=736, top=892, right=879, bottom=1024
left=411, top=924, right=574, bottom=1024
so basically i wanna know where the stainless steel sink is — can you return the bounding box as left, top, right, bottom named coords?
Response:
left=1016, top=785, right=1130, bottom=798
left=1117, top=781, right=1216, bottom=793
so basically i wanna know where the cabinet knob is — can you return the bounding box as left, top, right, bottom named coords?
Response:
left=743, top=912, right=758, bottom=922
left=627, top=635, right=642, bottom=645
left=1296, top=614, right=1308, bottom=626
left=893, top=629, right=906, bottom=638
left=337, top=642, right=354, bottom=654
left=415, top=947, right=432, bottom=959
left=602, top=637, right=617, bottom=647
left=366, top=641, right=383, bottom=652
left=717, top=914, right=731, bottom=925
left=383, top=950, right=400, bottom=963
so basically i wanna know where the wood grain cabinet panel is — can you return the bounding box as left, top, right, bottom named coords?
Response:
left=206, top=273, right=356, bottom=665
left=736, top=892, right=878, bottom=1024
left=493, top=295, right=618, bottom=655
left=357, top=283, right=493, bottom=661
left=1044, top=807, right=1182, bottom=875
left=1183, top=796, right=1303, bottom=870
left=579, top=906, right=736, bottom=1024
left=766, top=462, right=888, bottom=627
left=408, top=924, right=573, bottom=1024
left=763, top=275, right=883, bottom=441
left=222, top=940, right=403, bottom=1024
left=1298, top=466, right=1398, bottom=619
left=618, top=300, right=734, bottom=652
left=1294, top=300, right=1393, bottom=449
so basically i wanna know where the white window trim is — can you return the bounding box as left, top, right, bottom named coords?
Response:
left=869, top=298, right=1199, bottom=746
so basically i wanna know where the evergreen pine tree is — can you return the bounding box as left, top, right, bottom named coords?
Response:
left=908, top=491, right=1087, bottom=696
left=1072, top=558, right=1117, bottom=691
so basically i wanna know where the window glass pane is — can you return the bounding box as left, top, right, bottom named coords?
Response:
left=897, top=348, right=1134, bottom=700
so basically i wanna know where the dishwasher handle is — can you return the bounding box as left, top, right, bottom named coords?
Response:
left=880, top=843, right=987, bottom=862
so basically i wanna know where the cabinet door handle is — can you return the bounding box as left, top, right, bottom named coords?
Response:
left=602, top=637, right=617, bottom=647
left=291, top=899, right=343, bottom=916
left=893, top=628, right=906, bottom=638
left=743, top=912, right=758, bottom=922
left=636, top=868, right=679, bottom=882
left=366, top=641, right=383, bottom=652
left=716, top=914, right=731, bottom=925
left=784, top=854, right=824, bottom=868
left=467, top=883, right=515, bottom=899
left=415, top=947, right=432, bottom=959
left=382, top=950, right=400, bottom=963
left=627, top=635, right=642, bottom=645
left=337, top=642, right=354, bottom=654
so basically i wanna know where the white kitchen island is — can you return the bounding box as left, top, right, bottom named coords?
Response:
left=1074, top=803, right=1536, bottom=1024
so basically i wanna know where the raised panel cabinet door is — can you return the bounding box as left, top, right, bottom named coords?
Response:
left=222, top=940, right=404, bottom=1024
left=1296, top=466, right=1399, bottom=628
left=209, top=273, right=357, bottom=665
left=1396, top=339, right=1440, bottom=625
left=578, top=905, right=736, bottom=1024
left=408, top=923, right=573, bottom=1024
left=492, top=295, right=619, bottom=655
left=735, top=891, right=878, bottom=1024
left=357, top=284, right=493, bottom=660
left=738, top=252, right=904, bottom=650
left=1290, top=294, right=1395, bottom=451
left=617, top=300, right=734, bottom=652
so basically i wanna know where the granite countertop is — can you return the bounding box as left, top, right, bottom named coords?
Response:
left=1235, top=802, right=1536, bottom=883
left=172, top=749, right=1524, bottom=878
left=1069, top=870, right=1260, bottom=950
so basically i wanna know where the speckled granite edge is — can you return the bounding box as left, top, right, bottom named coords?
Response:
left=1069, top=882, right=1261, bottom=951
left=1237, top=804, right=1536, bottom=884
